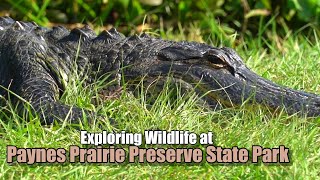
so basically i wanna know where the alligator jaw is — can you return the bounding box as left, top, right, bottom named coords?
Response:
left=128, top=48, right=320, bottom=117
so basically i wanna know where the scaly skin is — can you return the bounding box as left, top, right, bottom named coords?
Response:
left=0, top=16, right=319, bottom=125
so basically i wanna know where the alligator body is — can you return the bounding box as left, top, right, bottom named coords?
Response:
left=0, top=16, right=319, bottom=124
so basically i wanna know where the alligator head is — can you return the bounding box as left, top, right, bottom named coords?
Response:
left=122, top=40, right=320, bottom=117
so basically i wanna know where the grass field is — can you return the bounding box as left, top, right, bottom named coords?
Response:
left=0, top=20, right=320, bottom=179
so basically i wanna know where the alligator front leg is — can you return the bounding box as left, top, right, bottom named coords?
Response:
left=3, top=32, right=92, bottom=125
left=14, top=70, right=92, bottom=125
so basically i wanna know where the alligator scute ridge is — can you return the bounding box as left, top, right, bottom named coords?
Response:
left=0, top=16, right=319, bottom=125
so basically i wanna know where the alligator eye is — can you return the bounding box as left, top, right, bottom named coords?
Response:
left=207, top=55, right=228, bottom=68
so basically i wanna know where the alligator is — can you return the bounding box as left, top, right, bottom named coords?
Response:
left=0, top=16, right=319, bottom=125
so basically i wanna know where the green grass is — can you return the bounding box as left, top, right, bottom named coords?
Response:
left=1, top=23, right=320, bottom=179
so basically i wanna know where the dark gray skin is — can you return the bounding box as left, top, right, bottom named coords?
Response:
left=0, top=16, right=319, bottom=125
